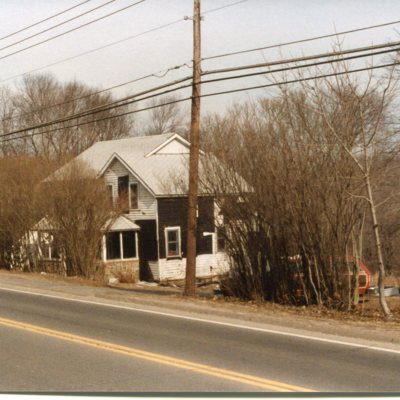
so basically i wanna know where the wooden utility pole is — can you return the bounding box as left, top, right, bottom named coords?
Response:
left=184, top=0, right=201, bottom=296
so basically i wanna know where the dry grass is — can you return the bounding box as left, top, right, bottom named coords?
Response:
left=384, top=273, right=400, bottom=286
left=2, top=269, right=399, bottom=323
left=114, top=270, right=137, bottom=284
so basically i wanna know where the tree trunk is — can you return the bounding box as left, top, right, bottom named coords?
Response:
left=365, top=174, right=392, bottom=318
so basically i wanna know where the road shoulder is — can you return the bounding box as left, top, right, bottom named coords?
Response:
left=0, top=270, right=399, bottom=350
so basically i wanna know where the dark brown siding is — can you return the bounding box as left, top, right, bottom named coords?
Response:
left=157, top=196, right=214, bottom=259
left=197, top=196, right=214, bottom=255
left=136, top=219, right=158, bottom=281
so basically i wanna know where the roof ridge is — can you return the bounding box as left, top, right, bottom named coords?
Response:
left=97, top=132, right=176, bottom=144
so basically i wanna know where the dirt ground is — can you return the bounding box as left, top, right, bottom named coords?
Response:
left=0, top=269, right=398, bottom=336
left=1, top=269, right=399, bottom=326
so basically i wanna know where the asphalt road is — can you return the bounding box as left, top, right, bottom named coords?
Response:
left=0, top=286, right=400, bottom=393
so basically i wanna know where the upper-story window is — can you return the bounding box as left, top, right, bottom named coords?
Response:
left=116, top=176, right=139, bottom=211
left=106, top=185, right=113, bottom=206
left=130, top=183, right=138, bottom=209
left=118, top=175, right=129, bottom=212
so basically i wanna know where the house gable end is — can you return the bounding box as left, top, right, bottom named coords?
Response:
left=99, top=153, right=155, bottom=197
left=145, top=134, right=190, bottom=157
left=101, top=154, right=157, bottom=220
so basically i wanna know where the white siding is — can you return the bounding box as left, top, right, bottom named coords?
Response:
left=148, top=261, right=160, bottom=281
left=155, top=139, right=189, bottom=155
left=103, top=158, right=156, bottom=220
left=157, top=253, right=229, bottom=281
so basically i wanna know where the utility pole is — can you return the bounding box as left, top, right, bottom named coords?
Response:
left=184, top=0, right=201, bottom=296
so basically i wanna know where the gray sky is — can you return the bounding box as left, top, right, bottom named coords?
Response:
left=1, top=0, right=400, bottom=127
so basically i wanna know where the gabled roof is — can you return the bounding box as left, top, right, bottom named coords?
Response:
left=32, top=217, right=55, bottom=231
left=108, top=215, right=140, bottom=231
left=34, top=215, right=140, bottom=233
left=145, top=133, right=190, bottom=157
left=49, top=133, right=196, bottom=196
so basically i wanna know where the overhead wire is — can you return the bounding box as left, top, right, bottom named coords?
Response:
left=4, top=40, right=397, bottom=124
left=2, top=42, right=399, bottom=136
left=0, top=0, right=146, bottom=62
left=202, top=17, right=400, bottom=61
left=0, top=98, right=192, bottom=144
left=2, top=60, right=399, bottom=144
left=0, top=0, right=92, bottom=42
left=2, top=60, right=398, bottom=144
left=0, top=75, right=194, bottom=138
left=201, top=0, right=249, bottom=15
left=0, top=0, right=249, bottom=85
left=200, top=46, right=400, bottom=85
left=202, top=40, right=400, bottom=76
left=0, top=18, right=183, bottom=85
left=199, top=61, right=400, bottom=99
left=0, top=0, right=249, bottom=123
left=1, top=62, right=192, bottom=123
left=2, top=0, right=397, bottom=144
left=0, top=0, right=118, bottom=53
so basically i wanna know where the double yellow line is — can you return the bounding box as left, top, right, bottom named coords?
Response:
left=0, top=316, right=313, bottom=392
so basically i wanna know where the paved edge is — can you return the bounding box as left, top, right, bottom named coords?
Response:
left=0, top=271, right=399, bottom=349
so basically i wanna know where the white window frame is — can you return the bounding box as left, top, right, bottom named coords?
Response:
left=165, top=226, right=181, bottom=259
left=104, top=230, right=139, bottom=261
left=39, top=231, right=60, bottom=261
left=203, top=232, right=217, bottom=255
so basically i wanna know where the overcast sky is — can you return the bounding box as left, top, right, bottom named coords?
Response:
left=1, top=0, right=400, bottom=128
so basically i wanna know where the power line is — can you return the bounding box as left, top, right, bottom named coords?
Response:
left=203, top=40, right=400, bottom=76
left=201, top=0, right=248, bottom=15
left=0, top=0, right=247, bottom=85
left=0, top=18, right=184, bottom=85
left=201, top=46, right=400, bottom=85
left=1, top=75, right=193, bottom=138
left=5, top=40, right=397, bottom=124
left=200, top=62, right=400, bottom=99
left=2, top=61, right=398, bottom=144
left=0, top=0, right=118, bottom=53
left=0, top=0, right=92, bottom=42
left=202, top=18, right=400, bottom=61
left=1, top=62, right=192, bottom=123
left=0, top=0, right=146, bottom=62
left=1, top=98, right=192, bottom=144
left=3, top=42, right=398, bottom=135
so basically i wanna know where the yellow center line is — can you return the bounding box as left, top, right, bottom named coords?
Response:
left=0, top=316, right=313, bottom=392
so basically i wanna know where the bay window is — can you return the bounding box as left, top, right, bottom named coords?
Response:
left=106, top=230, right=137, bottom=260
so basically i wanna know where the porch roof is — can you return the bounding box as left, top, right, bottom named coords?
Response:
left=107, top=215, right=140, bottom=232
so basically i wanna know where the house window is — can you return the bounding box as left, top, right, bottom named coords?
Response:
left=130, top=183, right=138, bottom=209
left=106, top=185, right=113, bottom=206
left=39, top=231, right=60, bottom=260
left=118, top=175, right=129, bottom=211
left=217, top=226, right=226, bottom=252
left=122, top=231, right=136, bottom=258
left=165, top=227, right=181, bottom=258
left=106, top=231, right=137, bottom=260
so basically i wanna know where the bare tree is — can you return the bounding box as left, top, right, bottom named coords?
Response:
left=367, top=157, right=400, bottom=275
left=0, top=156, right=58, bottom=269
left=304, top=66, right=398, bottom=317
left=201, top=96, right=364, bottom=308
left=0, top=86, right=17, bottom=156
left=38, top=160, right=115, bottom=279
left=143, top=95, right=185, bottom=136
left=201, top=59, right=399, bottom=316
left=1, top=73, right=134, bottom=160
